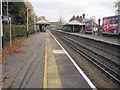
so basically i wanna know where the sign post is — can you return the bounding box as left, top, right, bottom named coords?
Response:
left=2, top=16, right=11, bottom=46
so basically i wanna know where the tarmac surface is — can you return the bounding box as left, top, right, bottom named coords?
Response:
left=2, top=32, right=46, bottom=88
left=44, top=30, right=94, bottom=88
left=49, top=31, right=91, bottom=88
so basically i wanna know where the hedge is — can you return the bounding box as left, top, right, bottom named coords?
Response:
left=3, top=24, right=35, bottom=42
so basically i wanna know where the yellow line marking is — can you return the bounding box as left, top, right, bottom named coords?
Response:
left=43, top=31, right=62, bottom=88
left=43, top=32, right=48, bottom=88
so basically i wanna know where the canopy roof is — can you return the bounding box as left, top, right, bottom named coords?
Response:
left=36, top=20, right=50, bottom=25
left=65, top=20, right=84, bottom=26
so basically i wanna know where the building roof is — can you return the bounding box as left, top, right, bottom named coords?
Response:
left=65, top=20, right=84, bottom=26
left=36, top=16, right=50, bottom=25
left=36, top=20, right=50, bottom=25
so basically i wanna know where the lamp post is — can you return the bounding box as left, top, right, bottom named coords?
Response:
left=92, top=16, right=95, bottom=35
left=81, top=21, right=83, bottom=33
left=0, top=1, right=3, bottom=86
left=9, top=18, right=12, bottom=46
left=98, top=18, right=101, bottom=36
left=34, top=15, right=35, bottom=33
left=0, top=0, right=3, bottom=90
left=27, top=8, right=31, bottom=37
left=7, top=0, right=8, bottom=17
left=118, top=9, right=120, bottom=35
left=0, top=0, right=3, bottom=52
left=34, top=14, right=36, bottom=34
left=6, top=0, right=12, bottom=46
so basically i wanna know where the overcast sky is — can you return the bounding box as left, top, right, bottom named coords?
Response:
left=29, top=0, right=118, bottom=22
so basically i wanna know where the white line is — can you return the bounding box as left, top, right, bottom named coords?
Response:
left=50, top=31, right=97, bottom=89
left=53, top=50, right=65, bottom=54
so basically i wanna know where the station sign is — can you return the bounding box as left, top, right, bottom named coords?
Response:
left=1, top=15, right=10, bottom=22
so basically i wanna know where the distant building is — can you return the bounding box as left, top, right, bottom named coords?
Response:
left=38, top=16, right=46, bottom=21
left=50, top=22, right=63, bottom=30
left=50, top=22, right=62, bottom=26
left=69, top=14, right=85, bottom=23
left=66, top=14, right=98, bottom=33
left=36, top=16, right=50, bottom=32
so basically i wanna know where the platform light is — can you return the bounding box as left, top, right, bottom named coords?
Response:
left=27, top=8, right=32, bottom=37
left=0, top=0, right=3, bottom=52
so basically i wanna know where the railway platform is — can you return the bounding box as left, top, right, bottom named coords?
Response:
left=55, top=30, right=119, bottom=45
left=3, top=30, right=119, bottom=89
left=44, top=30, right=96, bottom=88
left=73, top=33, right=119, bottom=45
left=2, top=30, right=96, bottom=89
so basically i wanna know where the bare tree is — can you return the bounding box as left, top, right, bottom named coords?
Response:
left=57, top=16, right=66, bottom=24
left=115, top=1, right=120, bottom=8
left=115, top=1, right=120, bottom=15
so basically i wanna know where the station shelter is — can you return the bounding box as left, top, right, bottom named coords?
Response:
left=63, top=20, right=84, bottom=32
left=36, top=19, right=50, bottom=32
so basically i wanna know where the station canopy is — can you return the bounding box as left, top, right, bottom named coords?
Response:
left=65, top=20, right=84, bottom=26
left=36, top=20, right=50, bottom=25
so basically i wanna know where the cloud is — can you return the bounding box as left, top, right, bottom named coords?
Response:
left=29, top=0, right=118, bottom=22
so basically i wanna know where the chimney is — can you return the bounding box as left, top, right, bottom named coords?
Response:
left=80, top=16, right=82, bottom=18
left=82, top=14, right=85, bottom=18
left=76, top=16, right=79, bottom=18
left=73, top=15, right=75, bottom=19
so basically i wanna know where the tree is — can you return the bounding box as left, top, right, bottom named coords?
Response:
left=3, top=2, right=27, bottom=24
left=115, top=1, right=120, bottom=15
left=115, top=1, right=120, bottom=8
left=2, top=1, right=36, bottom=24
left=19, top=8, right=27, bottom=24
left=57, top=16, right=66, bottom=24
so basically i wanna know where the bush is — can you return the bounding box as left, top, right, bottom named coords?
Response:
left=29, top=26, right=35, bottom=34
left=3, top=24, right=35, bottom=43
left=12, top=25, right=26, bottom=39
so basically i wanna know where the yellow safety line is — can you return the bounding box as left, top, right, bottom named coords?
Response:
left=43, top=32, right=48, bottom=88
left=44, top=31, right=62, bottom=88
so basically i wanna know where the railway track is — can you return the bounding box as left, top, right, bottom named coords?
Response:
left=51, top=30, right=120, bottom=85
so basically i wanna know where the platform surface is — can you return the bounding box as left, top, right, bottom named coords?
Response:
left=44, top=30, right=95, bottom=88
